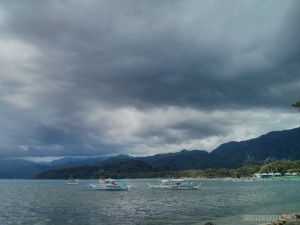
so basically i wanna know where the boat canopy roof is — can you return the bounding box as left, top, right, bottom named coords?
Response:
left=171, top=179, right=185, bottom=182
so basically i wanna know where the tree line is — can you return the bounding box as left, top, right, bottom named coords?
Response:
left=36, top=160, right=300, bottom=179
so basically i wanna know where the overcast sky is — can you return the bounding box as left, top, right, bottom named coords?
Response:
left=0, top=0, right=300, bottom=161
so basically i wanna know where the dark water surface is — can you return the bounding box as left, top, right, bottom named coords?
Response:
left=0, top=179, right=299, bottom=225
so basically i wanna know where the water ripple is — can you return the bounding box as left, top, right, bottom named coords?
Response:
left=0, top=179, right=299, bottom=225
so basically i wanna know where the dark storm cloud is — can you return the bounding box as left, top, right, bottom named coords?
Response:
left=3, top=0, right=299, bottom=109
left=0, top=0, right=300, bottom=159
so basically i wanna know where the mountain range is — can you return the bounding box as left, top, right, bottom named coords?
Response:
left=1, top=126, right=300, bottom=178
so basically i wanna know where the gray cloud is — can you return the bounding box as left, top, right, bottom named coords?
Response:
left=0, top=0, right=300, bottom=159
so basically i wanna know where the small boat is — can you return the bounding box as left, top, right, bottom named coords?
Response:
left=148, top=179, right=201, bottom=190
left=67, top=178, right=79, bottom=185
left=90, top=178, right=131, bottom=191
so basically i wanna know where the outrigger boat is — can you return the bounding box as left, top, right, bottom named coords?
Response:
left=148, top=178, right=201, bottom=190
left=90, top=178, right=131, bottom=191
left=67, top=178, right=79, bottom=185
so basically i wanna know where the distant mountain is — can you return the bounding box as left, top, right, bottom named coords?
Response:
left=132, top=127, right=300, bottom=170
left=210, top=127, right=300, bottom=168
left=35, top=127, right=300, bottom=179
left=0, top=156, right=108, bottom=179
left=0, top=159, right=49, bottom=179
left=45, top=156, right=108, bottom=169
left=2, top=126, right=300, bottom=179
left=138, top=150, right=211, bottom=170
left=102, top=154, right=133, bottom=164
left=37, top=159, right=161, bottom=179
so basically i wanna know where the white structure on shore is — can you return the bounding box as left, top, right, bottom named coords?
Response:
left=253, top=172, right=282, bottom=179
left=253, top=172, right=299, bottom=180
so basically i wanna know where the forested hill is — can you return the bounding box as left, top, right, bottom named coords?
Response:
left=210, top=126, right=300, bottom=167
left=135, top=127, right=300, bottom=169
left=2, top=127, right=300, bottom=179
left=36, top=127, right=300, bottom=179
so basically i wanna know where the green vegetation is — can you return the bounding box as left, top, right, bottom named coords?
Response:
left=37, top=159, right=300, bottom=179
left=259, top=160, right=300, bottom=174
left=292, top=100, right=300, bottom=111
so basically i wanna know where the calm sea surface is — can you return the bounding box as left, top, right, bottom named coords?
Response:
left=0, top=179, right=299, bottom=225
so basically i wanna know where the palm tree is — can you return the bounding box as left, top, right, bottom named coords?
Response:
left=292, top=100, right=300, bottom=111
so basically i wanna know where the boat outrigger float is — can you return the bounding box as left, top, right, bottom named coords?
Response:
left=148, top=179, right=201, bottom=190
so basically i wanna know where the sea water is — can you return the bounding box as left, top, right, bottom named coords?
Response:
left=0, top=179, right=299, bottom=225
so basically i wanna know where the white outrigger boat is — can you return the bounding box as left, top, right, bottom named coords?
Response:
left=148, top=178, right=201, bottom=190
left=90, top=178, right=131, bottom=191
left=67, top=178, right=79, bottom=185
